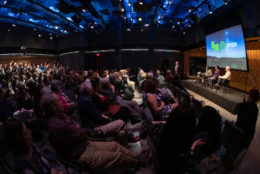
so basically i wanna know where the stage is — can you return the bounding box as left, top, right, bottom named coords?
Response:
left=181, top=79, right=246, bottom=114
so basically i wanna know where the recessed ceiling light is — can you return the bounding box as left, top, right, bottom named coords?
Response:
left=209, top=11, right=213, bottom=14
left=158, top=20, right=161, bottom=23
left=8, top=29, right=11, bottom=32
left=82, top=9, right=87, bottom=12
left=225, top=2, right=228, bottom=5
left=12, top=24, right=16, bottom=27
left=141, top=29, right=144, bottom=32
left=49, top=33, right=52, bottom=36
left=130, top=18, right=133, bottom=21
left=50, top=37, right=53, bottom=40
left=138, top=17, right=142, bottom=21
left=33, top=28, right=36, bottom=31
left=177, top=21, right=180, bottom=25
left=38, top=34, right=41, bottom=37
left=144, top=23, right=149, bottom=27
left=127, top=28, right=131, bottom=32
left=128, top=3, right=131, bottom=6
left=94, top=22, right=97, bottom=25
left=139, top=1, right=143, bottom=5
left=121, top=8, right=125, bottom=12
left=90, top=26, right=94, bottom=29
left=4, top=1, right=7, bottom=5
left=55, top=26, right=58, bottom=29
left=172, top=25, right=175, bottom=29
left=188, top=24, right=191, bottom=27
left=183, top=31, right=186, bottom=35
left=188, top=9, right=192, bottom=13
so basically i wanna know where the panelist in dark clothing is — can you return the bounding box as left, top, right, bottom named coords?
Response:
left=236, top=89, right=259, bottom=146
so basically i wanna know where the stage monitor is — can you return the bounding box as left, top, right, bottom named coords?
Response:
left=206, top=25, right=248, bottom=71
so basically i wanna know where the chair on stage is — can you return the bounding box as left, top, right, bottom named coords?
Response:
left=218, top=79, right=230, bottom=93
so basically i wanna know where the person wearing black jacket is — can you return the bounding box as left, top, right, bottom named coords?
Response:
left=236, top=89, right=259, bottom=146
left=77, top=81, right=128, bottom=145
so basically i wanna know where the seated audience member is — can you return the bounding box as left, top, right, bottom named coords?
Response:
left=78, top=81, right=128, bottom=145
left=15, top=82, right=32, bottom=110
left=236, top=89, right=259, bottom=146
left=201, top=66, right=212, bottom=83
left=99, top=77, right=117, bottom=104
left=155, top=70, right=165, bottom=87
left=157, top=104, right=206, bottom=174
left=208, top=66, right=220, bottom=87
left=41, top=93, right=139, bottom=169
left=195, top=106, right=222, bottom=163
left=215, top=66, right=231, bottom=87
left=51, top=81, right=77, bottom=115
left=0, top=85, right=17, bottom=122
left=143, top=78, right=179, bottom=120
left=4, top=118, right=64, bottom=174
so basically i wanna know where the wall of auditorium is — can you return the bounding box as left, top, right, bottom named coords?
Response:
left=183, top=40, right=260, bottom=92
left=84, top=51, right=182, bottom=71
left=0, top=30, right=57, bottom=51
left=0, top=56, right=57, bottom=65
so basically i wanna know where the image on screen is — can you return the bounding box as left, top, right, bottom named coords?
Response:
left=206, top=25, right=248, bottom=71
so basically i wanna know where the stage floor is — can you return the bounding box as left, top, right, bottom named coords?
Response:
left=181, top=79, right=246, bottom=114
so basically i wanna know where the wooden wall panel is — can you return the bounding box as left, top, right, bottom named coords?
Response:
left=0, top=56, right=57, bottom=65
left=183, top=40, right=260, bottom=92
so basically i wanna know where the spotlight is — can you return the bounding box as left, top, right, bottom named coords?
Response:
left=127, top=28, right=131, bottom=31
left=3, top=1, right=7, bottom=5
left=139, top=1, right=143, bottom=5
left=50, top=37, right=53, bottom=40
left=138, top=17, right=142, bottom=21
left=12, top=24, right=16, bottom=27
left=121, top=8, right=125, bottom=12
left=90, top=26, right=94, bottom=29
left=128, top=3, right=131, bottom=7
left=38, top=34, right=41, bottom=37
left=55, top=26, right=58, bottom=29
left=188, top=9, right=192, bottom=13
left=224, top=0, right=228, bottom=5
left=177, top=21, right=180, bottom=25
left=82, top=9, right=87, bottom=12
left=172, top=25, right=175, bottom=29
left=144, top=23, right=149, bottom=27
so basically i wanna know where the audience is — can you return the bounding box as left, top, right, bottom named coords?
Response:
left=0, top=60, right=257, bottom=174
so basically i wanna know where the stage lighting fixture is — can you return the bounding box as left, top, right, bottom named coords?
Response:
left=38, top=34, right=41, bottom=37
left=208, top=4, right=212, bottom=14
left=4, top=1, right=7, bottom=5
left=50, top=37, right=53, bottom=40
left=144, top=23, right=149, bottom=27
left=138, top=17, right=142, bottom=21
left=224, top=0, right=228, bottom=5
left=12, top=24, right=16, bottom=27
left=139, top=1, right=143, bottom=5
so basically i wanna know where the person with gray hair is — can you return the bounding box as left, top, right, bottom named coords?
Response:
left=215, top=65, right=231, bottom=88
left=41, top=93, right=140, bottom=169
left=78, top=81, right=128, bottom=145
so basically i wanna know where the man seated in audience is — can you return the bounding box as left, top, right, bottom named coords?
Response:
left=78, top=81, right=128, bottom=145
left=208, top=65, right=220, bottom=87
left=236, top=88, right=259, bottom=147
left=41, top=93, right=140, bottom=169
left=214, top=65, right=231, bottom=88
left=155, top=69, right=165, bottom=87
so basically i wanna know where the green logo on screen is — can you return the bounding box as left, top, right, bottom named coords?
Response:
left=211, top=41, right=226, bottom=52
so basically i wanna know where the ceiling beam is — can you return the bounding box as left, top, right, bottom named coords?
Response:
left=0, top=5, right=62, bottom=30
left=26, top=0, right=85, bottom=32
left=0, top=15, right=66, bottom=36
left=78, top=0, right=107, bottom=27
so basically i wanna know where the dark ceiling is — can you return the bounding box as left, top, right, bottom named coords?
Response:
left=0, top=0, right=232, bottom=36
